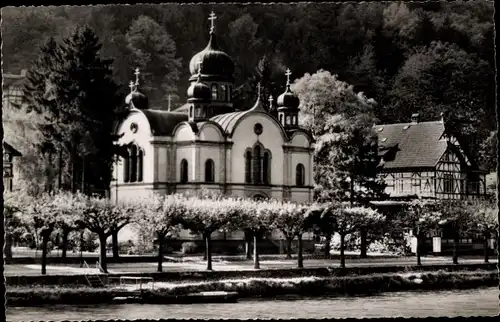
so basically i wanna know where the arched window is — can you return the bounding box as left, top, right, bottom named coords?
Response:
left=263, top=152, right=270, bottom=185
left=211, top=84, right=218, bottom=101
left=189, top=106, right=194, bottom=118
left=228, top=85, right=232, bottom=101
left=123, top=150, right=130, bottom=183
left=220, top=85, right=226, bottom=101
left=253, top=145, right=261, bottom=184
left=245, top=151, right=252, bottom=183
left=180, top=159, right=188, bottom=183
left=130, top=145, right=138, bottom=182
left=296, top=163, right=305, bottom=186
left=279, top=114, right=283, bottom=124
left=137, top=149, right=144, bottom=182
left=205, top=159, right=215, bottom=183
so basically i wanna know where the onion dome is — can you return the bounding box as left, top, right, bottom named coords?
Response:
left=277, top=86, right=300, bottom=110
left=188, top=12, right=234, bottom=82
left=125, top=88, right=149, bottom=110
left=277, top=68, right=300, bottom=110
left=125, top=70, right=149, bottom=110
left=187, top=76, right=211, bottom=102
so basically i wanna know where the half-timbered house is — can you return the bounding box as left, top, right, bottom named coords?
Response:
left=375, top=113, right=487, bottom=200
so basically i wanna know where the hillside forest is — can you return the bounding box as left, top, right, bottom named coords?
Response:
left=1, top=2, right=496, bottom=194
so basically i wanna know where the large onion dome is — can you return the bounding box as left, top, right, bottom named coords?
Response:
left=277, top=85, right=300, bottom=110
left=125, top=89, right=149, bottom=110
left=187, top=77, right=211, bottom=102
left=188, top=32, right=235, bottom=82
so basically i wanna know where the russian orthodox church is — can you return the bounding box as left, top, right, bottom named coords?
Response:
left=111, top=12, right=315, bottom=208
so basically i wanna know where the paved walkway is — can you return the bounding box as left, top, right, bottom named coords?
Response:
left=5, top=256, right=496, bottom=276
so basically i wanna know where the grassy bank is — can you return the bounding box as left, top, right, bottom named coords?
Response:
left=7, top=270, right=497, bottom=306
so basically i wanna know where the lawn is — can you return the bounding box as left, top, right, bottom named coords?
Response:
left=4, top=256, right=496, bottom=276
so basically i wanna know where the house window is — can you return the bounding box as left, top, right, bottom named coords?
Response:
left=205, top=159, right=215, bottom=183
left=180, top=159, right=188, bottom=183
left=443, top=173, right=454, bottom=193
left=253, top=145, right=262, bottom=184
left=263, top=152, right=270, bottom=185
left=130, top=145, right=138, bottom=183
left=137, top=149, right=143, bottom=182
left=211, top=84, right=218, bottom=101
left=296, top=163, right=305, bottom=186
left=123, top=150, right=130, bottom=183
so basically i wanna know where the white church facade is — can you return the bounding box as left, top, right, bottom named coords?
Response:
left=110, top=12, right=314, bottom=207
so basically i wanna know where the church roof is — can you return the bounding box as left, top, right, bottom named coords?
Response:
left=141, top=109, right=188, bottom=136
left=374, top=120, right=448, bottom=170
left=210, top=111, right=249, bottom=135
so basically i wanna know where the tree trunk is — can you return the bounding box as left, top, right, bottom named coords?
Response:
left=61, top=228, right=70, bottom=259
left=41, top=233, right=50, bottom=275
left=245, top=230, right=252, bottom=259
left=360, top=228, right=368, bottom=258
left=323, top=232, right=332, bottom=259
left=205, top=233, right=212, bottom=271
left=483, top=236, right=489, bottom=263
left=416, top=234, right=422, bottom=266
left=453, top=232, right=459, bottom=265
left=58, top=148, right=63, bottom=190
left=253, top=235, right=260, bottom=269
left=157, top=234, right=164, bottom=272
left=112, top=230, right=119, bottom=259
left=98, top=233, right=108, bottom=273
left=297, top=234, right=303, bottom=268
left=340, top=233, right=346, bottom=269
left=5, top=231, right=13, bottom=260
left=286, top=237, right=293, bottom=259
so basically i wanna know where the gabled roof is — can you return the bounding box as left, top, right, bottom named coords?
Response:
left=374, top=120, right=447, bottom=169
left=140, top=109, right=188, bottom=136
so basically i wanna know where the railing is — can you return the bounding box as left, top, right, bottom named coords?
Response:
left=82, top=260, right=106, bottom=287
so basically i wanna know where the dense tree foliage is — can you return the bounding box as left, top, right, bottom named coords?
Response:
left=3, top=3, right=494, bottom=158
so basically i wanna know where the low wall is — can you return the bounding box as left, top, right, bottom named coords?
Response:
left=6, top=262, right=497, bottom=286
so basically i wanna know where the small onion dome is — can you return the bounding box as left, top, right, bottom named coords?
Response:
left=187, top=79, right=211, bottom=102
left=277, top=86, right=300, bottom=110
left=125, top=91, right=149, bottom=110
left=188, top=33, right=235, bottom=81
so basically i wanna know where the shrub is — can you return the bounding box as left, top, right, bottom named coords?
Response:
left=181, top=242, right=198, bottom=254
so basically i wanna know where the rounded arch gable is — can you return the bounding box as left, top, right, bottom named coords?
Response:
left=116, top=111, right=152, bottom=146
left=229, top=111, right=288, bottom=141
left=198, top=121, right=225, bottom=142
left=290, top=131, right=313, bottom=147
left=173, top=122, right=196, bottom=142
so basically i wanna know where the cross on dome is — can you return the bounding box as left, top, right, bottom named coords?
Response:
left=129, top=81, right=135, bottom=93
left=268, top=95, right=274, bottom=106
left=208, top=11, right=217, bottom=33
left=134, top=68, right=141, bottom=86
left=196, top=57, right=203, bottom=74
left=285, top=68, right=292, bottom=86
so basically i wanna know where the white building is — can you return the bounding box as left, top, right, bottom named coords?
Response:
left=111, top=13, right=315, bottom=245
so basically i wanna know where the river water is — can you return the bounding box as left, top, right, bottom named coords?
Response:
left=7, top=287, right=499, bottom=320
